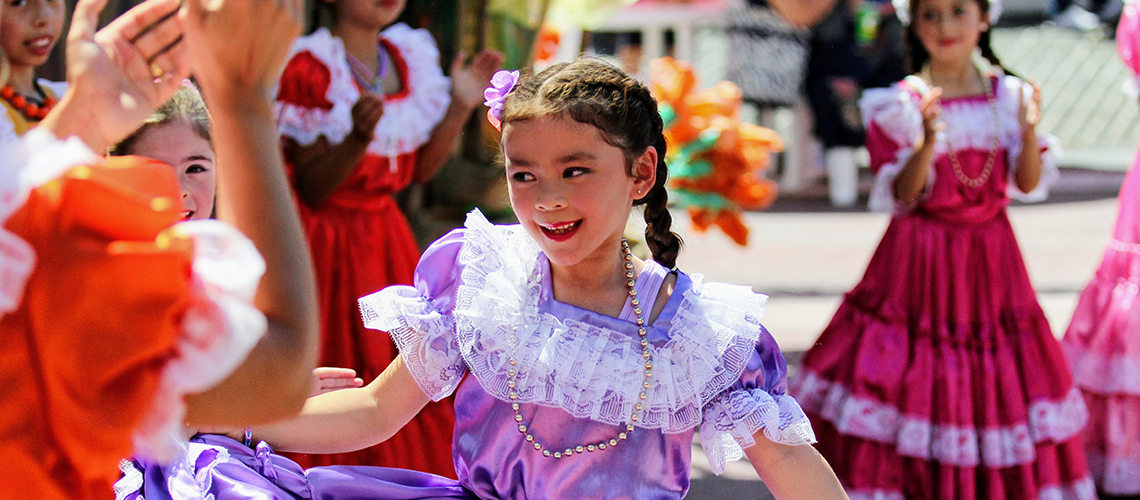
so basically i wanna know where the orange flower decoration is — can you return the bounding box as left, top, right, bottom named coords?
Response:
left=649, top=57, right=782, bottom=246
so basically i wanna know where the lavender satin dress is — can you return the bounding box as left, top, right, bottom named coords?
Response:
left=118, top=211, right=814, bottom=500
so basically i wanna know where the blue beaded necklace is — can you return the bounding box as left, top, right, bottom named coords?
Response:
left=346, top=44, right=388, bottom=95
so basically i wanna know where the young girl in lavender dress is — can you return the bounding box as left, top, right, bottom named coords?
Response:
left=792, top=0, right=1095, bottom=498
left=1062, top=2, right=1140, bottom=498
left=115, top=58, right=850, bottom=500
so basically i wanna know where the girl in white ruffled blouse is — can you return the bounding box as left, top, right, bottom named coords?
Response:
left=229, top=58, right=851, bottom=500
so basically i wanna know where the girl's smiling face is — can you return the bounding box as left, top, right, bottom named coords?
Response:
left=914, top=0, right=987, bottom=66
left=127, top=121, right=216, bottom=220
left=0, top=0, right=63, bottom=69
left=503, top=114, right=656, bottom=268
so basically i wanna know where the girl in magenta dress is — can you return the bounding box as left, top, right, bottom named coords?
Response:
left=792, top=0, right=1095, bottom=498
left=115, top=58, right=852, bottom=500
left=273, top=0, right=501, bottom=474
left=1061, top=2, right=1140, bottom=497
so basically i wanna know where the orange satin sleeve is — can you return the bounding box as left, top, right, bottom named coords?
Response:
left=0, top=156, right=196, bottom=500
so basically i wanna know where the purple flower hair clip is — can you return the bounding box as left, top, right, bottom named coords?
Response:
left=484, top=69, right=519, bottom=131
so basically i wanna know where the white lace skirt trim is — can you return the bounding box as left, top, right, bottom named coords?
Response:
left=848, top=489, right=907, bottom=500
left=795, top=370, right=1089, bottom=467
left=1066, top=343, right=1140, bottom=396
left=848, top=477, right=1095, bottom=500
left=1089, top=450, right=1140, bottom=495
left=698, top=387, right=816, bottom=475
left=132, top=220, right=268, bottom=462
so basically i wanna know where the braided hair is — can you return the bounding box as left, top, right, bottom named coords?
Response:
left=500, top=58, right=683, bottom=269
left=906, top=0, right=1014, bottom=76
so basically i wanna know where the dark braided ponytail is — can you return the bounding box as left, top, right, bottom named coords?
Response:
left=905, top=0, right=1017, bottom=77
left=501, top=58, right=683, bottom=268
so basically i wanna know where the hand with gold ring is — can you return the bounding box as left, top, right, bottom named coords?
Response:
left=37, top=0, right=190, bottom=151
left=149, top=61, right=165, bottom=81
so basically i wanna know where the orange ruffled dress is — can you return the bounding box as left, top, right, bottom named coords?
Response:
left=275, top=25, right=456, bottom=476
left=0, top=131, right=268, bottom=500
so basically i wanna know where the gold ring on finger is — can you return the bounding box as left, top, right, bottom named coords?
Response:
left=149, top=62, right=165, bottom=80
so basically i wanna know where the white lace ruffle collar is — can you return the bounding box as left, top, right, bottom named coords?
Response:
left=276, top=25, right=451, bottom=157
left=451, top=210, right=768, bottom=434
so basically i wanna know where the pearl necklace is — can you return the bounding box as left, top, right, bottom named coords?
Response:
left=508, top=239, right=652, bottom=459
left=922, top=62, right=1001, bottom=188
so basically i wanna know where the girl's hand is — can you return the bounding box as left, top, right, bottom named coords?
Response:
left=311, top=367, right=364, bottom=397
left=42, top=0, right=190, bottom=150
left=350, top=94, right=384, bottom=141
left=449, top=49, right=505, bottom=112
left=1019, top=80, right=1042, bottom=134
left=179, top=0, right=303, bottom=100
left=920, top=87, right=945, bottom=144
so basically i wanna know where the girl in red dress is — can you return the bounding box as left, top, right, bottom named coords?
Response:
left=274, top=0, right=501, bottom=475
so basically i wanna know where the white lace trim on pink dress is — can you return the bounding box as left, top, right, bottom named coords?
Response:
left=795, top=370, right=1089, bottom=467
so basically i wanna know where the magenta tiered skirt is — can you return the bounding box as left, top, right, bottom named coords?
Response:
left=794, top=208, right=1094, bottom=500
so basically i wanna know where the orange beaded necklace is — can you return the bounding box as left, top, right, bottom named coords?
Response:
left=0, top=85, right=55, bottom=121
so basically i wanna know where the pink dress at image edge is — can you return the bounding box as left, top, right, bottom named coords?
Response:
left=1060, top=2, right=1140, bottom=495
left=792, top=68, right=1098, bottom=500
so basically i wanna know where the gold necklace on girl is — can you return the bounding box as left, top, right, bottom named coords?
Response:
left=506, top=239, right=652, bottom=459
left=921, top=61, right=1002, bottom=188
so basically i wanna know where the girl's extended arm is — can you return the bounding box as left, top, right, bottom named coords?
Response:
left=411, top=49, right=502, bottom=185
left=246, top=356, right=431, bottom=454
left=178, top=0, right=319, bottom=426
left=745, top=437, right=850, bottom=500
left=893, top=89, right=942, bottom=205
left=1013, top=82, right=1043, bottom=194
